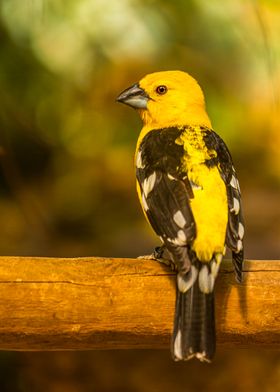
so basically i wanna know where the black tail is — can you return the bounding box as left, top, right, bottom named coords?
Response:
left=171, top=278, right=215, bottom=362
left=232, top=249, right=243, bottom=283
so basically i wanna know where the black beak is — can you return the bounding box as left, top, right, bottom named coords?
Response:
left=116, top=83, right=149, bottom=109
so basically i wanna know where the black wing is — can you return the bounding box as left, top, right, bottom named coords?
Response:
left=203, top=129, right=244, bottom=282
left=136, top=128, right=196, bottom=273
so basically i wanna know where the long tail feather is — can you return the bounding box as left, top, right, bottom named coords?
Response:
left=171, top=278, right=215, bottom=362
left=232, top=249, right=243, bottom=283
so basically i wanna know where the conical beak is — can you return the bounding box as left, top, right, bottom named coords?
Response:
left=116, top=83, right=149, bottom=109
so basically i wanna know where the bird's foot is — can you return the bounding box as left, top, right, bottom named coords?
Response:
left=137, top=246, right=175, bottom=271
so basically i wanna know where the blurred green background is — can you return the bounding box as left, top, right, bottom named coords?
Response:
left=0, top=0, right=279, bottom=391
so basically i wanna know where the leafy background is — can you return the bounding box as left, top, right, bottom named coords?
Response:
left=0, top=0, right=279, bottom=391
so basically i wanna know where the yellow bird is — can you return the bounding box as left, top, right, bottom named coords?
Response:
left=117, top=70, right=244, bottom=362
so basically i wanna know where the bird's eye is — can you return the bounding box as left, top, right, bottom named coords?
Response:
left=156, top=85, right=168, bottom=95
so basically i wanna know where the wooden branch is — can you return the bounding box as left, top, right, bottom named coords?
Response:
left=0, top=257, right=278, bottom=351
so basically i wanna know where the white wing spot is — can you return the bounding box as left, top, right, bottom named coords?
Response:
left=176, top=229, right=186, bottom=245
left=141, top=193, right=149, bottom=211
left=211, top=255, right=222, bottom=278
left=168, top=230, right=187, bottom=246
left=230, top=175, right=239, bottom=190
left=167, top=173, right=176, bottom=180
left=230, top=173, right=241, bottom=192
left=231, top=198, right=240, bottom=215
left=211, top=260, right=218, bottom=279
left=212, top=253, right=223, bottom=278
left=238, top=222, right=244, bottom=239
left=177, top=266, right=198, bottom=293
left=142, top=172, right=156, bottom=197
left=199, top=265, right=214, bottom=294
left=136, top=151, right=144, bottom=169
left=173, top=210, right=186, bottom=229
left=237, top=239, right=243, bottom=252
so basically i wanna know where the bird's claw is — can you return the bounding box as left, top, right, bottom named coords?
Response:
left=137, top=245, right=175, bottom=271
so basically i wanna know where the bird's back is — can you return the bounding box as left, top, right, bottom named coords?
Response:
left=136, top=124, right=228, bottom=265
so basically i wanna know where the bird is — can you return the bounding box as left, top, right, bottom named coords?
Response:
left=116, top=70, right=244, bottom=362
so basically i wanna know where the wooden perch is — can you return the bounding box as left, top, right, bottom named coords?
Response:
left=0, top=257, right=278, bottom=351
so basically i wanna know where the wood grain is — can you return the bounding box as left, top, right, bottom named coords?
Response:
left=0, top=257, right=278, bottom=350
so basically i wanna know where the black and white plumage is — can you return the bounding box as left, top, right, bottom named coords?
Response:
left=136, top=126, right=244, bottom=361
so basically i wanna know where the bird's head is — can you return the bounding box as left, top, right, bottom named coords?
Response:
left=117, top=70, right=211, bottom=129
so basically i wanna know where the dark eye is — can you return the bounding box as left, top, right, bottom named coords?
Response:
left=156, top=85, right=168, bottom=95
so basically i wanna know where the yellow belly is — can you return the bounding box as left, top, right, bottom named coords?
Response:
left=189, top=164, right=228, bottom=262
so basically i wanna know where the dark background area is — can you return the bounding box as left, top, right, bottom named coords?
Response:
left=0, top=0, right=279, bottom=391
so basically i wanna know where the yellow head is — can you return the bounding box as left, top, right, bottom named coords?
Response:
left=117, top=70, right=211, bottom=129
